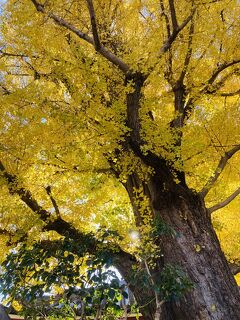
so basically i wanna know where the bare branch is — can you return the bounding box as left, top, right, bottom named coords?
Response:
left=200, top=145, right=240, bottom=198
left=45, top=186, right=60, bottom=217
left=159, top=0, right=171, bottom=37
left=203, top=69, right=240, bottom=95
left=85, top=0, right=101, bottom=50
left=168, top=0, right=178, bottom=32
left=213, top=89, right=240, bottom=97
left=0, top=85, right=11, bottom=95
left=201, top=59, right=240, bottom=93
left=0, top=49, right=28, bottom=59
left=179, top=15, right=194, bottom=83
left=208, top=187, right=240, bottom=214
left=159, top=0, right=174, bottom=85
left=30, top=0, right=130, bottom=73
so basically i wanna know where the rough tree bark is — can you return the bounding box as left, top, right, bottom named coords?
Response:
left=121, top=172, right=240, bottom=320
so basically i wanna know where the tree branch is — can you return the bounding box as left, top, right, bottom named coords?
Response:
left=0, top=226, right=28, bottom=245
left=0, top=305, right=11, bottom=320
left=203, top=69, right=240, bottom=95
left=0, top=228, right=14, bottom=237
left=183, top=63, right=239, bottom=121
left=201, top=59, right=240, bottom=93
left=208, top=187, right=240, bottom=214
left=30, top=0, right=130, bottom=73
left=200, top=145, right=240, bottom=198
left=179, top=14, right=195, bottom=83
left=0, top=85, right=11, bottom=95
left=147, top=8, right=195, bottom=76
left=211, top=89, right=240, bottom=97
left=0, top=49, right=28, bottom=59
left=168, top=0, right=178, bottom=32
left=43, top=216, right=95, bottom=243
left=45, top=186, right=60, bottom=217
left=0, top=161, right=94, bottom=242
left=0, top=161, right=50, bottom=221
left=85, top=0, right=101, bottom=50
left=159, top=0, right=171, bottom=37
left=158, top=8, right=196, bottom=56
left=159, top=0, right=174, bottom=86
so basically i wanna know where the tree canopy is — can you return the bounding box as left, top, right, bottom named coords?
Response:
left=0, top=0, right=239, bottom=319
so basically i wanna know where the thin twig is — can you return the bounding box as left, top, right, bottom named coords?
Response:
left=208, top=187, right=240, bottom=214
left=201, top=59, right=240, bottom=94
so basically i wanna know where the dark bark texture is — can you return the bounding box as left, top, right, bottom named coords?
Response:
left=122, top=172, right=240, bottom=320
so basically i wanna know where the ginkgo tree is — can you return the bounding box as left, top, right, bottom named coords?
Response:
left=0, top=0, right=240, bottom=319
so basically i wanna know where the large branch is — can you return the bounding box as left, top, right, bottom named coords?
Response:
left=0, top=160, right=136, bottom=277
left=30, top=0, right=130, bottom=73
left=203, top=69, right=240, bottom=95
left=207, top=60, right=240, bottom=85
left=85, top=0, right=101, bottom=50
left=0, top=161, right=98, bottom=242
left=200, top=145, right=240, bottom=198
left=208, top=187, right=240, bottom=214
left=0, top=161, right=50, bottom=221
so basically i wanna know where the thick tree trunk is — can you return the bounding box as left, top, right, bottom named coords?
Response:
left=0, top=305, right=11, bottom=320
left=122, top=173, right=240, bottom=320
left=116, top=72, right=240, bottom=319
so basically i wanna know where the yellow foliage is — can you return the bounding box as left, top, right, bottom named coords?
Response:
left=12, top=300, right=23, bottom=312
left=0, top=0, right=239, bottom=289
